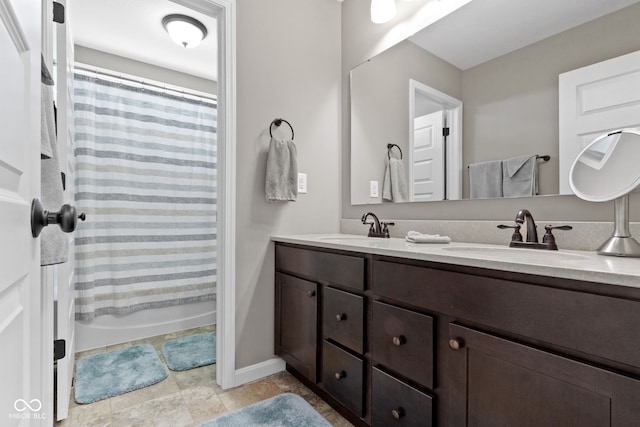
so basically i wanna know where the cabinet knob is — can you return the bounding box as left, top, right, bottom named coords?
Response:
left=391, top=407, right=406, bottom=420
left=335, top=313, right=347, bottom=322
left=449, top=338, right=464, bottom=351
left=307, top=290, right=316, bottom=297
left=392, top=335, right=406, bottom=346
left=334, top=370, right=347, bottom=380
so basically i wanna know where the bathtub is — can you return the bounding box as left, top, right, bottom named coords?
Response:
left=75, top=301, right=215, bottom=352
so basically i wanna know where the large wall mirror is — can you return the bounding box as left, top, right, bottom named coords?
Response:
left=350, top=0, right=640, bottom=205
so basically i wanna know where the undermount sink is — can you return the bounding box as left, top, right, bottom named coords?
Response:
left=317, top=235, right=371, bottom=241
left=441, top=246, right=590, bottom=262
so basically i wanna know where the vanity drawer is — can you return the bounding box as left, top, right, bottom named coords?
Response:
left=372, top=301, right=434, bottom=389
left=372, top=367, right=433, bottom=427
left=276, top=244, right=365, bottom=291
left=321, top=340, right=364, bottom=417
left=323, top=287, right=364, bottom=353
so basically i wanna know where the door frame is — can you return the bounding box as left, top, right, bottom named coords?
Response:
left=409, top=79, right=463, bottom=200
left=170, top=0, right=237, bottom=389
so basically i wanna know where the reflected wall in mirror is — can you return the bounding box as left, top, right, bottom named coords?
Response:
left=350, top=0, right=640, bottom=205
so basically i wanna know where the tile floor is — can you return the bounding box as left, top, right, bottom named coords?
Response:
left=56, top=325, right=353, bottom=427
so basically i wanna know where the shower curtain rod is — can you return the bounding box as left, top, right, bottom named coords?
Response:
left=74, top=63, right=217, bottom=103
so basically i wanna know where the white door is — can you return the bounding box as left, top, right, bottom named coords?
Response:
left=54, top=0, right=75, bottom=419
left=559, top=49, right=640, bottom=194
left=411, top=110, right=444, bottom=201
left=0, top=0, right=48, bottom=425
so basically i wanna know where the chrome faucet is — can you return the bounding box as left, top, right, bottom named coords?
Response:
left=361, top=212, right=394, bottom=238
left=515, top=209, right=538, bottom=243
left=498, top=209, right=572, bottom=250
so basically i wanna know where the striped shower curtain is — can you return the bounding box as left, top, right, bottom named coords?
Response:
left=73, top=73, right=217, bottom=320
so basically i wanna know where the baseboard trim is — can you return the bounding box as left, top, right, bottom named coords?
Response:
left=234, top=357, right=286, bottom=387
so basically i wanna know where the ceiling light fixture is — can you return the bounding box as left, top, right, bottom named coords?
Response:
left=370, top=0, right=397, bottom=24
left=162, top=14, right=208, bottom=48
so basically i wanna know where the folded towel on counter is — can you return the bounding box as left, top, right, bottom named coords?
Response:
left=502, top=154, right=538, bottom=197
left=469, top=160, right=503, bottom=199
left=405, top=231, right=451, bottom=244
left=382, top=156, right=408, bottom=202
left=265, top=137, right=298, bottom=202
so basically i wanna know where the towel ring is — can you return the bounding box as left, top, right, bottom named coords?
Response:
left=269, top=118, right=294, bottom=140
left=387, top=143, right=402, bottom=160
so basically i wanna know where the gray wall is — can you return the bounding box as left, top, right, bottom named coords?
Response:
left=75, top=46, right=218, bottom=95
left=236, top=0, right=341, bottom=369
left=462, top=2, right=640, bottom=198
left=351, top=40, right=462, bottom=204
left=342, top=0, right=640, bottom=223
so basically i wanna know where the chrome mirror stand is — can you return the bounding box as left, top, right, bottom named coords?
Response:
left=597, top=195, right=640, bottom=257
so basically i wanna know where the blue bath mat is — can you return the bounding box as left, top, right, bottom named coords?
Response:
left=197, top=393, right=331, bottom=427
left=74, top=344, right=167, bottom=404
left=161, top=332, right=216, bottom=371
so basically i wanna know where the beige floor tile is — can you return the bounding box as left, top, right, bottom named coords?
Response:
left=75, top=346, right=106, bottom=360
left=217, top=378, right=283, bottom=412
left=69, top=398, right=111, bottom=427
left=110, top=401, right=155, bottom=427
left=105, top=342, right=133, bottom=352
left=181, top=387, right=227, bottom=425
left=151, top=403, right=194, bottom=427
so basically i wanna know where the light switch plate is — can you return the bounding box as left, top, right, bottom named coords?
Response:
left=298, top=173, right=307, bottom=193
left=370, top=180, right=379, bottom=198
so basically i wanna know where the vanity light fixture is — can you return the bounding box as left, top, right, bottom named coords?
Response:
left=371, top=0, right=397, bottom=24
left=162, top=14, right=208, bottom=48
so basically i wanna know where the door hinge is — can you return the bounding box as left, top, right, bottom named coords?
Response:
left=54, top=339, right=66, bottom=361
left=443, top=127, right=450, bottom=137
left=53, top=2, right=65, bottom=24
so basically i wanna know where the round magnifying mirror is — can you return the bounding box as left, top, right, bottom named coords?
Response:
left=569, top=129, right=640, bottom=257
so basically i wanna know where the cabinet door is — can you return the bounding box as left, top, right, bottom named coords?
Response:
left=275, top=273, right=318, bottom=382
left=448, top=324, right=640, bottom=427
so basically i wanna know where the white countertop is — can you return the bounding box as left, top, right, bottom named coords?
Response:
left=272, top=234, right=640, bottom=289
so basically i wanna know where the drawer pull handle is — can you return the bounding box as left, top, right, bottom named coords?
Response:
left=391, top=407, right=406, bottom=420
left=335, top=313, right=347, bottom=322
left=392, top=335, right=406, bottom=346
left=334, top=370, right=347, bottom=380
left=449, top=338, right=464, bottom=351
left=307, top=290, right=316, bottom=297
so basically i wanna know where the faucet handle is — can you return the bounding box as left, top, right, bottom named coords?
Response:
left=497, top=224, right=523, bottom=242
left=542, top=224, right=573, bottom=246
left=381, top=221, right=395, bottom=238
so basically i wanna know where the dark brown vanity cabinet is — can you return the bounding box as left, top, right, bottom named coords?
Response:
left=275, top=242, right=640, bottom=426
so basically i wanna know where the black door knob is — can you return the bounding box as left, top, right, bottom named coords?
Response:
left=31, top=198, right=86, bottom=238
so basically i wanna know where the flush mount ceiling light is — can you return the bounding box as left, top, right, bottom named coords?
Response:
left=162, top=14, right=208, bottom=48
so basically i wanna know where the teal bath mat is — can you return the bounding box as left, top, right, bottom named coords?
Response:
left=161, top=332, right=216, bottom=371
left=74, top=344, right=167, bottom=404
left=198, top=393, right=331, bottom=427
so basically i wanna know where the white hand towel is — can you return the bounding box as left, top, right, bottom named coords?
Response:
left=382, top=157, right=408, bottom=202
left=405, top=231, right=451, bottom=244
left=265, top=137, right=298, bottom=202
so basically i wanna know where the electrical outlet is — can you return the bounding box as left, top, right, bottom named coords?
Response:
left=298, top=173, right=307, bottom=193
left=370, top=180, right=379, bottom=198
